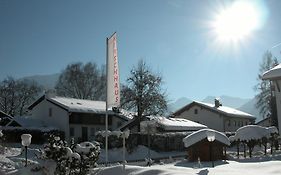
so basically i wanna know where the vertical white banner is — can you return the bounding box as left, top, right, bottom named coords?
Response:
left=107, top=33, right=120, bottom=108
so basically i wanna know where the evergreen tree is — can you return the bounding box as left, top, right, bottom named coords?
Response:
left=255, top=51, right=278, bottom=126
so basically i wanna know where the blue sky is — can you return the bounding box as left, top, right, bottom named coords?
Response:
left=1, top=0, right=281, bottom=101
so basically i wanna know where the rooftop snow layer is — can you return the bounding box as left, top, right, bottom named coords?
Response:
left=148, top=116, right=207, bottom=131
left=47, top=96, right=133, bottom=119
left=49, top=96, right=106, bottom=113
left=262, top=64, right=281, bottom=80
left=195, top=101, right=254, bottom=118
left=183, top=128, right=230, bottom=148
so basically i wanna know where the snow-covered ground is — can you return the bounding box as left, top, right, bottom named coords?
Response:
left=98, top=145, right=185, bottom=163
left=1, top=144, right=281, bottom=175
left=95, top=156, right=281, bottom=175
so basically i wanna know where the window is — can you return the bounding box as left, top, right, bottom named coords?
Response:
left=234, top=121, right=236, bottom=126
left=90, top=128, right=95, bottom=136
left=194, top=109, right=198, bottom=114
left=49, top=108, right=52, bottom=117
left=70, top=127, right=75, bottom=137
left=245, top=121, right=248, bottom=125
left=228, top=120, right=231, bottom=127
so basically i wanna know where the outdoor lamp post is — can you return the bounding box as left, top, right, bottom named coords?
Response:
left=21, top=134, right=32, bottom=167
left=122, top=130, right=130, bottom=171
left=206, top=131, right=215, bottom=167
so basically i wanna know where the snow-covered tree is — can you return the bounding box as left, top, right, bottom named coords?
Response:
left=55, top=62, right=106, bottom=101
left=255, top=51, right=278, bottom=125
left=0, top=77, right=42, bottom=116
left=121, top=60, right=168, bottom=131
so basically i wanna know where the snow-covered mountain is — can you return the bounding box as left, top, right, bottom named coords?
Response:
left=238, top=97, right=263, bottom=122
left=167, top=97, right=192, bottom=113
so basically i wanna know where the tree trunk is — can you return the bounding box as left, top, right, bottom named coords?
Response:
left=243, top=143, right=246, bottom=158
left=237, top=143, right=240, bottom=158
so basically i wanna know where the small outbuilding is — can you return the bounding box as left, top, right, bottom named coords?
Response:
left=183, top=129, right=230, bottom=161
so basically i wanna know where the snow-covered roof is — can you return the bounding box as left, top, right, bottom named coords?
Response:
left=28, top=95, right=134, bottom=120
left=49, top=96, right=106, bottom=113
left=174, top=101, right=254, bottom=119
left=182, top=128, right=230, bottom=148
left=230, top=125, right=278, bottom=142
left=196, top=101, right=254, bottom=118
left=262, top=64, right=281, bottom=80
left=147, top=116, right=207, bottom=131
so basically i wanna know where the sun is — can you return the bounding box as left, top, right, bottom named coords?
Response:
left=213, top=1, right=261, bottom=42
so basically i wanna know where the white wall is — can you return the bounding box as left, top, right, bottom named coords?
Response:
left=274, top=80, right=281, bottom=135
left=223, top=117, right=253, bottom=132
left=175, top=105, right=224, bottom=132
left=30, top=99, right=70, bottom=139
left=69, top=124, right=106, bottom=141
left=30, top=99, right=128, bottom=141
left=69, top=116, right=127, bottom=141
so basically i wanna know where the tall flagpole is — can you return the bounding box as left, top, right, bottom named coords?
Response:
left=105, top=32, right=120, bottom=166
left=105, top=37, right=109, bottom=165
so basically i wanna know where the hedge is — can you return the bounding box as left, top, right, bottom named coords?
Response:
left=95, top=132, right=192, bottom=152
left=1, top=127, right=64, bottom=144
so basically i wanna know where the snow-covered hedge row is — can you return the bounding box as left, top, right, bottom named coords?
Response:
left=1, top=127, right=64, bottom=144
left=95, top=131, right=192, bottom=151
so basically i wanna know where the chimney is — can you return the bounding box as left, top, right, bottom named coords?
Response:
left=214, top=98, right=222, bottom=108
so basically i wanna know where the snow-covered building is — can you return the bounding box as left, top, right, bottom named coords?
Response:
left=120, top=115, right=207, bottom=133
left=27, top=94, right=133, bottom=141
left=141, top=116, right=207, bottom=132
left=173, top=99, right=255, bottom=132
left=183, top=129, right=230, bottom=161
left=262, top=64, right=281, bottom=134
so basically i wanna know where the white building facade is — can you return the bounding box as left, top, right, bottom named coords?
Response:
left=28, top=94, right=132, bottom=141
left=173, top=100, right=255, bottom=132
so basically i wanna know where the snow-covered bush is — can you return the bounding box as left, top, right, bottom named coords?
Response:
left=41, top=135, right=100, bottom=175
left=229, top=125, right=279, bottom=157
left=73, top=141, right=100, bottom=174
left=43, top=135, right=68, bottom=174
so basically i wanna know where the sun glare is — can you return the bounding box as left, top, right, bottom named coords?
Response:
left=213, top=1, right=262, bottom=42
